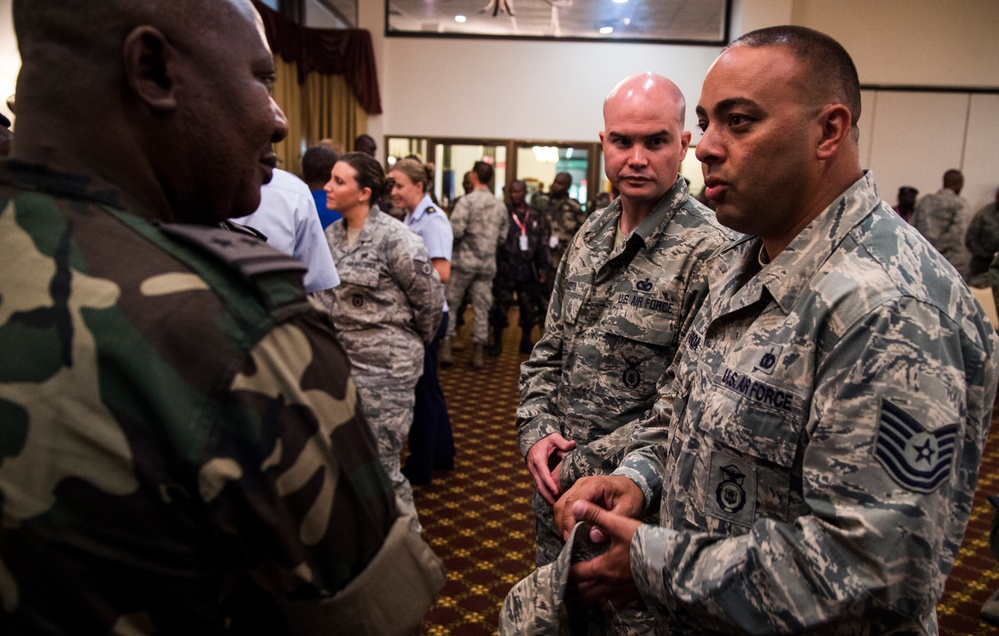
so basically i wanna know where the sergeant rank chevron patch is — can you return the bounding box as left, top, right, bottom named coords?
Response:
left=874, top=399, right=957, bottom=494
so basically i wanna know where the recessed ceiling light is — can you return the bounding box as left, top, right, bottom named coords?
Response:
left=599, top=26, right=614, bottom=34
left=613, top=0, right=629, bottom=4
left=455, top=14, right=467, bottom=22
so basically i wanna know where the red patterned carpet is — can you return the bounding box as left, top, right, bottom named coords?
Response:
left=413, top=318, right=999, bottom=634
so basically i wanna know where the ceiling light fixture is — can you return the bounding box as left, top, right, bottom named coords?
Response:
left=599, top=26, right=614, bottom=34
left=455, top=14, right=467, bottom=22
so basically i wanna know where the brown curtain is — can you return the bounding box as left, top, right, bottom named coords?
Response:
left=252, top=0, right=380, bottom=175
left=272, top=55, right=367, bottom=176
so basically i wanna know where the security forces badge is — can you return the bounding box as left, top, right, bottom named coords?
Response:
left=706, top=451, right=756, bottom=527
left=622, top=357, right=641, bottom=389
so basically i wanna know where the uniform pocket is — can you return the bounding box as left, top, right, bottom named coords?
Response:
left=686, top=386, right=804, bottom=533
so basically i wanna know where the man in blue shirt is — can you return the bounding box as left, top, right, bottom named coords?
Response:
left=302, top=145, right=342, bottom=229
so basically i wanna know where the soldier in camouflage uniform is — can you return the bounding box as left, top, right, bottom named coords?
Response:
left=558, top=27, right=999, bottom=635
left=543, top=172, right=587, bottom=290
left=490, top=179, right=552, bottom=356
left=517, top=71, right=731, bottom=633
left=0, top=1, right=443, bottom=633
left=323, top=152, right=444, bottom=533
left=443, top=160, right=509, bottom=369
left=911, top=169, right=973, bottom=281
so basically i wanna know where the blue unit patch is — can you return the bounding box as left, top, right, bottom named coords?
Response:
left=874, top=400, right=957, bottom=494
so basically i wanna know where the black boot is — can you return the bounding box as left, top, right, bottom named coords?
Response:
left=489, top=326, right=504, bottom=356
left=520, top=327, right=534, bottom=354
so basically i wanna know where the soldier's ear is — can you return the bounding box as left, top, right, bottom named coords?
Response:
left=359, top=186, right=372, bottom=204
left=815, top=103, right=852, bottom=160
left=123, top=26, right=177, bottom=113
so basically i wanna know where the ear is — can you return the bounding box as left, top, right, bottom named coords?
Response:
left=815, top=103, right=852, bottom=160
left=359, top=186, right=372, bottom=204
left=679, top=130, right=691, bottom=156
left=123, top=26, right=177, bottom=113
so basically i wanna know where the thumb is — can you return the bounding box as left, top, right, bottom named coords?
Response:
left=573, top=500, right=628, bottom=544
left=555, top=435, right=578, bottom=452
left=572, top=499, right=603, bottom=526
left=571, top=500, right=609, bottom=544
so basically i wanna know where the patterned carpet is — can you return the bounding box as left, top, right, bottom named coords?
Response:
left=413, top=314, right=999, bottom=634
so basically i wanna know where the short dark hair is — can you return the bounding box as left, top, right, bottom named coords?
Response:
left=472, top=161, right=493, bottom=186
left=339, top=152, right=386, bottom=203
left=353, top=133, right=376, bottom=155
left=729, top=25, right=861, bottom=129
left=301, top=145, right=338, bottom=184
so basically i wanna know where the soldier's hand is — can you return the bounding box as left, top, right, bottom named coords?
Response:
left=526, top=433, right=577, bottom=504
left=554, top=475, right=644, bottom=540
left=569, top=500, right=643, bottom=610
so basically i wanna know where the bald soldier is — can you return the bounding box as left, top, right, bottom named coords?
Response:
left=557, top=26, right=998, bottom=634
left=0, top=0, right=442, bottom=633
left=516, top=71, right=731, bottom=631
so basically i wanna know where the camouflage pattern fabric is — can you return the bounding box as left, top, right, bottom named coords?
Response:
left=544, top=195, right=586, bottom=269
left=325, top=206, right=445, bottom=533
left=911, top=187, right=972, bottom=280
left=450, top=188, right=509, bottom=275
left=446, top=267, right=495, bottom=345
left=617, top=172, right=999, bottom=634
left=518, top=177, right=732, bottom=567
left=356, top=383, right=421, bottom=533
left=446, top=188, right=509, bottom=344
left=0, top=161, right=440, bottom=633
left=965, top=201, right=999, bottom=287
left=324, top=205, right=444, bottom=383
left=501, top=521, right=650, bottom=636
left=500, top=521, right=597, bottom=636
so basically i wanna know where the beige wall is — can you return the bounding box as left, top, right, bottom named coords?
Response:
left=791, top=0, right=999, bottom=87
left=3, top=0, right=998, bottom=206
left=367, top=0, right=999, bottom=209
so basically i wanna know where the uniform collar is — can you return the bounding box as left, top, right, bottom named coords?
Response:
left=583, top=176, right=689, bottom=254
left=0, top=158, right=132, bottom=215
left=407, top=194, right=437, bottom=223
left=718, top=171, right=885, bottom=315
left=332, top=204, right=383, bottom=248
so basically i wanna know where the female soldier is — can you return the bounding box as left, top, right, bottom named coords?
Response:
left=324, top=152, right=443, bottom=531
left=387, top=159, right=456, bottom=487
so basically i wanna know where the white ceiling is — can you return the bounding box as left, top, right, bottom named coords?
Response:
left=386, top=0, right=729, bottom=43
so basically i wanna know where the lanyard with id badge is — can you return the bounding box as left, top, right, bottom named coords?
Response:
left=512, top=209, right=531, bottom=252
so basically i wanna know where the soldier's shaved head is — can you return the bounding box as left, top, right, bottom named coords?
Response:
left=604, top=72, right=686, bottom=129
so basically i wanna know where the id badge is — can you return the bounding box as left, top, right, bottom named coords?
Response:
left=519, top=234, right=529, bottom=251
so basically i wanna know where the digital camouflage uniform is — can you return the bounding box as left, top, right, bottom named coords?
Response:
left=491, top=202, right=552, bottom=335
left=0, top=161, right=444, bottom=634
left=544, top=194, right=587, bottom=277
left=615, top=172, right=999, bottom=634
left=965, top=200, right=999, bottom=287
left=518, top=177, right=732, bottom=569
left=911, top=187, right=972, bottom=281
left=324, top=206, right=444, bottom=532
left=446, top=188, right=509, bottom=345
